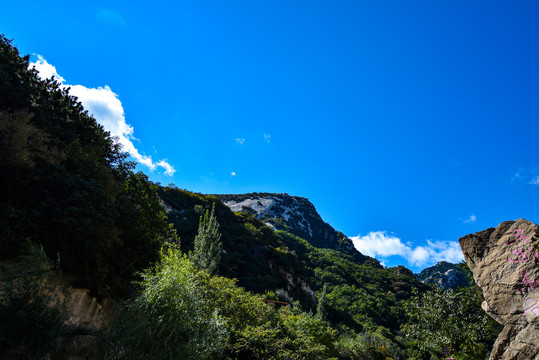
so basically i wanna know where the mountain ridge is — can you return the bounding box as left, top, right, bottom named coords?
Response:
left=217, top=192, right=374, bottom=265
left=415, top=260, right=469, bottom=289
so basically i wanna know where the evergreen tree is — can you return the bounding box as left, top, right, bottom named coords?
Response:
left=316, top=284, right=328, bottom=321
left=192, top=203, right=222, bottom=275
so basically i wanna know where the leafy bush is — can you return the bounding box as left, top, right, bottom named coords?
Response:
left=106, top=246, right=229, bottom=359
left=336, top=331, right=406, bottom=360
left=401, top=285, right=491, bottom=359
left=106, top=245, right=339, bottom=359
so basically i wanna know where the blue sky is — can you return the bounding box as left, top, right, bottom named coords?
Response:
left=3, top=1, right=539, bottom=272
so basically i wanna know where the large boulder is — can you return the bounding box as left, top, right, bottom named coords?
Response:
left=459, top=218, right=539, bottom=360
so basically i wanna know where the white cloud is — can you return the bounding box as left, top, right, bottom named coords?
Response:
left=231, top=171, right=237, bottom=177
left=463, top=214, right=477, bottom=224
left=264, top=133, right=271, bottom=143
left=157, top=159, right=176, bottom=176
left=350, top=231, right=409, bottom=258
left=235, top=138, right=245, bottom=144
left=29, top=56, right=175, bottom=176
left=350, top=231, right=464, bottom=268
left=31, top=55, right=65, bottom=83
left=529, top=176, right=539, bottom=185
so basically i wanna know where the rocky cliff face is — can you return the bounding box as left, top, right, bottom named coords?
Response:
left=217, top=193, right=369, bottom=263
left=416, top=261, right=469, bottom=290
left=459, top=218, right=539, bottom=360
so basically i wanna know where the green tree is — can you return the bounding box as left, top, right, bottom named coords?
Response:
left=192, top=203, right=222, bottom=275
left=316, top=284, right=329, bottom=321
left=401, top=285, right=489, bottom=360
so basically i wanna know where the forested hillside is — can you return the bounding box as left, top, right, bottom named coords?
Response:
left=0, top=35, right=500, bottom=359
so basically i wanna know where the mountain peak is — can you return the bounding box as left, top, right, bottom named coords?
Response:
left=416, top=261, right=468, bottom=290
left=217, top=192, right=371, bottom=264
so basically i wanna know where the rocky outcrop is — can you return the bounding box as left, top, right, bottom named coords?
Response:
left=416, top=261, right=469, bottom=290
left=218, top=193, right=370, bottom=263
left=459, top=219, right=539, bottom=360
left=63, top=287, right=117, bottom=330
left=268, top=260, right=317, bottom=303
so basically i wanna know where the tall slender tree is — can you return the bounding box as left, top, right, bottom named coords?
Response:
left=316, top=284, right=329, bottom=321
left=192, top=203, right=222, bottom=275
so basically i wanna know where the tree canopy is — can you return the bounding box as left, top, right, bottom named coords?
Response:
left=0, top=34, right=176, bottom=296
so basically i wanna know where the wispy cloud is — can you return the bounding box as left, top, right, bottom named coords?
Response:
left=96, top=9, right=127, bottom=28
left=264, top=133, right=271, bottom=143
left=30, top=56, right=175, bottom=176
left=463, top=214, right=477, bottom=224
left=350, top=231, right=464, bottom=268
left=235, top=138, right=245, bottom=144
left=512, top=167, right=539, bottom=185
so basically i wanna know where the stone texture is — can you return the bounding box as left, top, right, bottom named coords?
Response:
left=416, top=261, right=469, bottom=290
left=459, top=218, right=539, bottom=360
left=64, top=288, right=117, bottom=330
left=217, top=193, right=371, bottom=263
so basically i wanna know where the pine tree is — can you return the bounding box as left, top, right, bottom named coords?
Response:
left=192, top=203, right=222, bottom=275
left=316, top=284, right=328, bottom=321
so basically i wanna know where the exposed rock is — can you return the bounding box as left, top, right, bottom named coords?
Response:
left=63, top=287, right=117, bottom=330
left=218, top=193, right=371, bottom=263
left=459, top=218, right=539, bottom=360
left=416, top=261, right=469, bottom=290
left=269, top=261, right=317, bottom=303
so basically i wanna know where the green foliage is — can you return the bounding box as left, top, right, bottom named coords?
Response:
left=108, top=246, right=337, bottom=359
left=192, top=203, right=222, bottom=275
left=0, top=243, right=72, bottom=359
left=316, top=284, right=329, bottom=321
left=336, top=330, right=406, bottom=360
left=107, top=246, right=229, bottom=359
left=277, top=231, right=428, bottom=334
left=230, top=310, right=338, bottom=359
left=401, top=285, right=491, bottom=359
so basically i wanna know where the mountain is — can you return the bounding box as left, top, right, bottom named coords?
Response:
left=415, top=261, right=469, bottom=289
left=159, top=187, right=429, bottom=332
left=217, top=193, right=372, bottom=265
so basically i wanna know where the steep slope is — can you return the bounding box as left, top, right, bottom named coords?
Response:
left=217, top=193, right=372, bottom=264
left=416, top=261, right=469, bottom=290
